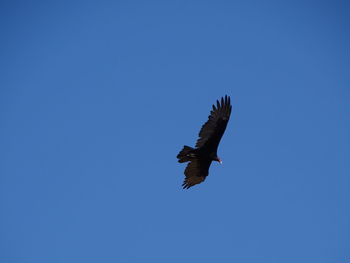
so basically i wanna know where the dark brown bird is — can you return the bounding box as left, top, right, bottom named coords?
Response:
left=177, top=95, right=232, bottom=189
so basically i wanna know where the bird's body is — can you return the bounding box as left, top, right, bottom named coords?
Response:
left=177, top=95, right=232, bottom=189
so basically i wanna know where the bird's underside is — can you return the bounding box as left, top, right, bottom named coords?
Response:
left=177, top=95, right=232, bottom=189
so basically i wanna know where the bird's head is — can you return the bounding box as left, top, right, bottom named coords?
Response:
left=214, top=156, right=222, bottom=164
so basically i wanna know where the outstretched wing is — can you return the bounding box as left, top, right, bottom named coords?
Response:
left=195, top=95, right=232, bottom=150
left=182, top=159, right=211, bottom=189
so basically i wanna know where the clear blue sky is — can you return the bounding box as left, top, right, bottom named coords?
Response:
left=1, top=1, right=350, bottom=262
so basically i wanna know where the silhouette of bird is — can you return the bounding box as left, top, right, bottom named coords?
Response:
left=177, top=95, right=232, bottom=189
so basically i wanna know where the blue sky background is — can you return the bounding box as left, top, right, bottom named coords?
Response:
left=1, top=1, right=350, bottom=262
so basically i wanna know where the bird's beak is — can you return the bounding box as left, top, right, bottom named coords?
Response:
left=219, top=159, right=222, bottom=164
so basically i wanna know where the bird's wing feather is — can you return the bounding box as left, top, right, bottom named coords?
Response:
left=182, top=159, right=211, bottom=189
left=195, top=95, right=232, bottom=150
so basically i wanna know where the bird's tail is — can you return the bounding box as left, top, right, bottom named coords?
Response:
left=177, top=145, right=195, bottom=163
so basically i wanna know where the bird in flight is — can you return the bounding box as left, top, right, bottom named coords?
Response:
left=177, top=95, right=232, bottom=189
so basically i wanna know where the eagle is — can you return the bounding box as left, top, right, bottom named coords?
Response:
left=177, top=95, right=232, bottom=189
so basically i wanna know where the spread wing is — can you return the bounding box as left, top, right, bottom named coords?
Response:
left=182, top=159, right=211, bottom=189
left=195, top=95, right=232, bottom=150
